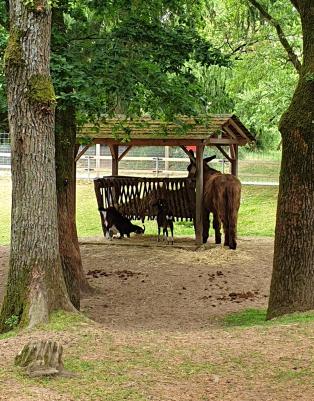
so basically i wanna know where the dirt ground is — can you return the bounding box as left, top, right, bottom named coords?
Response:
left=0, top=236, right=273, bottom=331
left=8, top=237, right=314, bottom=401
left=79, top=236, right=273, bottom=331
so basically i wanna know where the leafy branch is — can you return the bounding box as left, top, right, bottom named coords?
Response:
left=247, top=0, right=301, bottom=73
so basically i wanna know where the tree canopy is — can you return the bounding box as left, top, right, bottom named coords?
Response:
left=0, top=0, right=303, bottom=149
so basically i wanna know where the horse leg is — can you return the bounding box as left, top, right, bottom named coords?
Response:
left=213, top=213, right=222, bottom=244
left=228, top=220, right=237, bottom=250
left=223, top=221, right=229, bottom=247
left=202, top=209, right=210, bottom=244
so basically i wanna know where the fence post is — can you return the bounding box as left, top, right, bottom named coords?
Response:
left=95, top=144, right=101, bottom=173
left=164, top=146, right=169, bottom=174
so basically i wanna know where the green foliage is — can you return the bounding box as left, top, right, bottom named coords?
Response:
left=51, top=5, right=229, bottom=125
left=201, top=0, right=301, bottom=149
left=4, top=314, right=19, bottom=329
left=0, top=0, right=303, bottom=149
left=22, top=0, right=59, bottom=11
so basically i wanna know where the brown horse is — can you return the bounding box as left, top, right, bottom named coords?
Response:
left=187, top=151, right=241, bottom=249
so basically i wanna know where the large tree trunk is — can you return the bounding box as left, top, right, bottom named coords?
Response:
left=267, top=1, right=314, bottom=319
left=55, top=105, right=93, bottom=309
left=52, top=6, right=93, bottom=308
left=0, top=0, right=74, bottom=332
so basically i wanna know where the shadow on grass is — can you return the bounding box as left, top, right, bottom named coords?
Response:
left=223, top=308, right=314, bottom=328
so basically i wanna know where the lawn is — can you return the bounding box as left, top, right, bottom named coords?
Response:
left=2, top=309, right=314, bottom=401
left=0, top=178, right=278, bottom=245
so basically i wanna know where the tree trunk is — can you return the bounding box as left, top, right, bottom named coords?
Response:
left=0, top=0, right=74, bottom=332
left=267, top=1, right=314, bottom=319
left=51, top=6, right=93, bottom=308
left=55, top=105, right=93, bottom=309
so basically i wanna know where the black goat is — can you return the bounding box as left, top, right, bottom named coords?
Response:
left=153, top=199, right=174, bottom=245
left=99, top=206, right=145, bottom=239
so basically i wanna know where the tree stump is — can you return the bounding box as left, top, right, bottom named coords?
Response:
left=15, top=340, right=65, bottom=377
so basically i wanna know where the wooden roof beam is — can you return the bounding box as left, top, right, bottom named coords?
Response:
left=222, top=124, right=237, bottom=140
left=228, top=119, right=248, bottom=139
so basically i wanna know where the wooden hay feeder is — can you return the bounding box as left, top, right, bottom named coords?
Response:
left=94, top=176, right=196, bottom=237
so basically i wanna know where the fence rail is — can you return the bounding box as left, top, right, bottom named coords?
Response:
left=0, top=137, right=280, bottom=185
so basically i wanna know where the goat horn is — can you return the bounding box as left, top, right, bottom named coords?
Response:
left=204, top=155, right=216, bottom=163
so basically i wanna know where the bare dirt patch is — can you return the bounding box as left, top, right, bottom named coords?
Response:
left=79, top=236, right=273, bottom=330
left=0, top=236, right=273, bottom=330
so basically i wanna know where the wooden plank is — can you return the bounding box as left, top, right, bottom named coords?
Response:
left=222, top=123, right=237, bottom=139
left=180, top=145, right=196, bottom=161
left=206, top=138, right=246, bottom=145
left=75, top=144, right=92, bottom=162
left=215, top=145, right=232, bottom=163
left=93, top=138, right=206, bottom=146
left=118, top=145, right=132, bottom=162
left=195, top=145, right=204, bottom=245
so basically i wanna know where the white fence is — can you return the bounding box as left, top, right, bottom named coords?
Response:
left=0, top=135, right=280, bottom=185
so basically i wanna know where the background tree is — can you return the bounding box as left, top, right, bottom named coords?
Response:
left=203, top=0, right=301, bottom=149
left=0, top=0, right=74, bottom=332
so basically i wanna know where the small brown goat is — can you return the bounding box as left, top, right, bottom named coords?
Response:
left=187, top=151, right=241, bottom=249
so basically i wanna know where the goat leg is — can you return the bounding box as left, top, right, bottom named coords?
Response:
left=169, top=222, right=174, bottom=245
left=163, top=227, right=168, bottom=243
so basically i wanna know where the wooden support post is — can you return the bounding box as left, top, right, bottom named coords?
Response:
left=109, top=145, right=119, bottom=176
left=195, top=145, right=204, bottom=245
left=230, top=144, right=238, bottom=176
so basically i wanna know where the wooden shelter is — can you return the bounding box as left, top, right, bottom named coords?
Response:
left=76, top=114, right=254, bottom=244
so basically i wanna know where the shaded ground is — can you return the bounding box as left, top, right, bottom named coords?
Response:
left=79, top=236, right=273, bottom=331
left=0, top=236, right=273, bottom=331
left=3, top=237, right=314, bottom=401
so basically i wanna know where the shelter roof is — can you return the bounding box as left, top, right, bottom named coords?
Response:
left=77, top=114, right=255, bottom=146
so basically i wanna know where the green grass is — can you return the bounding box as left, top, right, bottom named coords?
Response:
left=0, top=179, right=278, bottom=245
left=42, top=310, right=90, bottom=332
left=0, top=179, right=11, bottom=245
left=223, top=308, right=314, bottom=328
left=4, top=308, right=314, bottom=400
